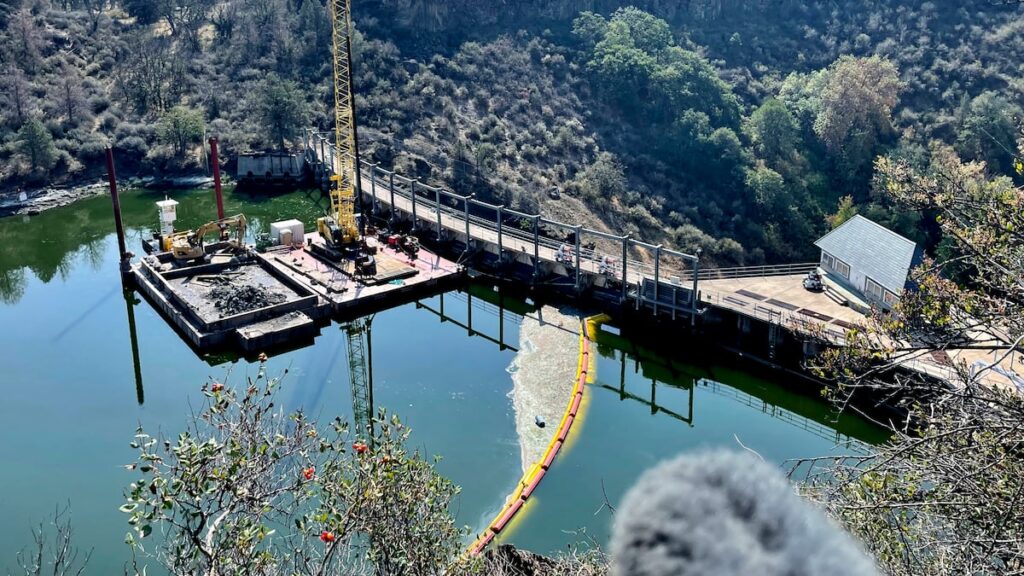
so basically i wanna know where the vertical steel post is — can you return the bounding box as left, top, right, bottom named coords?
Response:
left=209, top=137, right=225, bottom=220
left=435, top=187, right=442, bottom=240
left=691, top=249, right=702, bottom=326
left=319, top=137, right=326, bottom=183
left=388, top=171, right=396, bottom=225
left=410, top=180, right=418, bottom=230
left=621, top=235, right=629, bottom=302
left=464, top=194, right=473, bottom=249
left=653, top=244, right=662, bottom=317
left=467, top=291, right=473, bottom=337
left=105, top=147, right=129, bottom=274
left=532, top=214, right=540, bottom=279
left=496, top=205, right=504, bottom=264
left=574, top=224, right=582, bottom=292
left=370, top=163, right=378, bottom=216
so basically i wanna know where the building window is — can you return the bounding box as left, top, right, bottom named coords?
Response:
left=821, top=252, right=835, bottom=269
left=834, top=259, right=850, bottom=279
left=865, top=277, right=886, bottom=302
left=883, top=290, right=898, bottom=307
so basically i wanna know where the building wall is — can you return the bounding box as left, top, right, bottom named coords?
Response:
left=820, top=250, right=899, bottom=309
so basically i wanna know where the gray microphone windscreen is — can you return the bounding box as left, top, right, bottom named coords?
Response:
left=611, top=450, right=878, bottom=576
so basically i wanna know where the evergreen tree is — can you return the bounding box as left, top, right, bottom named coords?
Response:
left=16, top=118, right=57, bottom=173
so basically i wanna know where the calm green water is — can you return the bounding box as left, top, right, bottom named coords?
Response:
left=0, top=187, right=886, bottom=572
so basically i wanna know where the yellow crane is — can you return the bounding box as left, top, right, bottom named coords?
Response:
left=317, top=0, right=363, bottom=250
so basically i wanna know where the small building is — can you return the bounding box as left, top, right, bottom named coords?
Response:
left=236, top=152, right=303, bottom=188
left=814, top=215, right=921, bottom=309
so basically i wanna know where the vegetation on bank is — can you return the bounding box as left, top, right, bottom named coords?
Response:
left=2, top=0, right=1022, bottom=265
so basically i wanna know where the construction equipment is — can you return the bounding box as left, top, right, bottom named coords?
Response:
left=316, top=0, right=363, bottom=252
left=164, top=214, right=248, bottom=261
left=344, top=315, right=374, bottom=440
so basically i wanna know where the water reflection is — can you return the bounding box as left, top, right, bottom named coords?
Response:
left=124, top=288, right=145, bottom=405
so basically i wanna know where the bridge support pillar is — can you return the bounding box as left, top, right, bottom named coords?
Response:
left=574, top=224, right=582, bottom=293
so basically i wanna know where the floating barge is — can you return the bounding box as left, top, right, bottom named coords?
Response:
left=132, top=233, right=463, bottom=353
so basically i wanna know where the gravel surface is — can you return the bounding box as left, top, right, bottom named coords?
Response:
left=209, top=284, right=286, bottom=315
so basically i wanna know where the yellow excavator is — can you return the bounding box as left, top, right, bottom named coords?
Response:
left=164, top=214, right=248, bottom=261
left=316, top=0, right=363, bottom=254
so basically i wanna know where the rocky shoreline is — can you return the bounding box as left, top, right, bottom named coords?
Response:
left=0, top=175, right=216, bottom=218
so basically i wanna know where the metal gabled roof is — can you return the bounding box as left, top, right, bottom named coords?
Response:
left=814, top=214, right=918, bottom=294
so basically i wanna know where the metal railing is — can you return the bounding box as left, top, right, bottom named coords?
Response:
left=304, top=131, right=702, bottom=318
left=685, top=262, right=818, bottom=281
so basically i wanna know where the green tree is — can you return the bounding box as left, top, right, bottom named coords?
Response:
left=587, top=19, right=656, bottom=109
left=747, top=99, right=800, bottom=166
left=955, top=91, right=1022, bottom=177
left=579, top=152, right=627, bottom=200
left=826, top=195, right=857, bottom=228
left=157, top=106, right=204, bottom=157
left=16, top=118, right=57, bottom=173
left=256, top=74, right=308, bottom=150
left=608, top=6, right=673, bottom=55
left=571, top=11, right=608, bottom=51
left=745, top=163, right=789, bottom=209
left=813, top=56, right=901, bottom=173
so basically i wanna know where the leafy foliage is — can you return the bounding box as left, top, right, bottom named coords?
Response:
left=122, top=360, right=464, bottom=575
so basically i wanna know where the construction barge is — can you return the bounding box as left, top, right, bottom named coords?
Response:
left=128, top=196, right=463, bottom=354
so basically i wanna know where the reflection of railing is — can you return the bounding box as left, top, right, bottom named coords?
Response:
left=699, top=378, right=869, bottom=452
left=444, top=290, right=523, bottom=327
left=415, top=290, right=518, bottom=352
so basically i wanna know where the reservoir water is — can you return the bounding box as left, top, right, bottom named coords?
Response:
left=0, top=187, right=886, bottom=573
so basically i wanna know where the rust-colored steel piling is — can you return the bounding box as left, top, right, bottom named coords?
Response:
left=209, top=136, right=225, bottom=220
left=105, top=147, right=129, bottom=269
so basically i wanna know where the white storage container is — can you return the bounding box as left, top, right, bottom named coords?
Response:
left=270, top=219, right=305, bottom=246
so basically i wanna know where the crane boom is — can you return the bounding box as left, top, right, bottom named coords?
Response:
left=322, top=0, right=361, bottom=246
